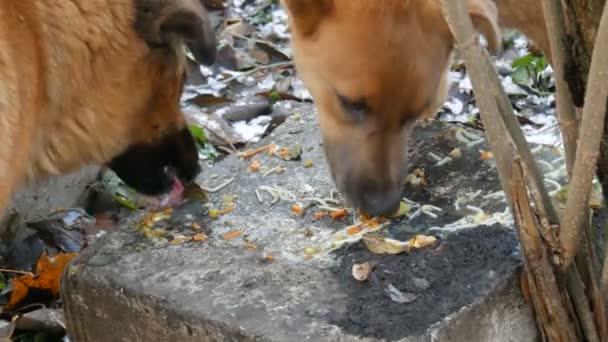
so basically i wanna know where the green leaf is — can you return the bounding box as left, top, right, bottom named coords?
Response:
left=267, top=90, right=281, bottom=104
left=512, top=66, right=532, bottom=87
left=188, top=125, right=207, bottom=143
left=199, top=142, right=219, bottom=161
left=511, top=53, right=536, bottom=69
left=113, top=193, right=138, bottom=210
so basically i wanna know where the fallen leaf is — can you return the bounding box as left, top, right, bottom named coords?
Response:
left=223, top=230, right=244, bottom=240
left=352, top=262, right=374, bottom=281
left=6, top=251, right=78, bottom=310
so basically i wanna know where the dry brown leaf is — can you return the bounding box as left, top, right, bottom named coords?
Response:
left=6, top=251, right=78, bottom=310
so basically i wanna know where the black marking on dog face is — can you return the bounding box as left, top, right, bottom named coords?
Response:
left=108, top=128, right=201, bottom=195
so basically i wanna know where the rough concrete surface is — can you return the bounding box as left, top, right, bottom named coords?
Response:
left=61, top=102, right=565, bottom=341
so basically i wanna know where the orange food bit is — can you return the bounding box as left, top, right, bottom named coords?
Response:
left=480, top=151, right=494, bottom=160
left=314, top=211, right=329, bottom=219
left=191, top=222, right=202, bottom=230
left=192, top=233, right=209, bottom=241
left=347, top=225, right=363, bottom=235
left=240, top=144, right=276, bottom=159
left=263, top=253, right=274, bottom=261
left=248, top=160, right=261, bottom=172
left=223, top=230, right=244, bottom=240
left=291, top=205, right=305, bottom=216
left=244, top=242, right=258, bottom=249
left=419, top=178, right=426, bottom=186
left=330, top=208, right=348, bottom=220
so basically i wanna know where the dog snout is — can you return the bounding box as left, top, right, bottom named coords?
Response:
left=346, top=182, right=402, bottom=217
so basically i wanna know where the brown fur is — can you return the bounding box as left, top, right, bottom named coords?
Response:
left=0, top=0, right=216, bottom=214
left=281, top=0, right=548, bottom=216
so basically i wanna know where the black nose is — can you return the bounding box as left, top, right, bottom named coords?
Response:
left=345, top=183, right=401, bottom=216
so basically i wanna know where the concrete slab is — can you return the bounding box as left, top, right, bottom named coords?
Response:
left=62, top=102, right=558, bottom=341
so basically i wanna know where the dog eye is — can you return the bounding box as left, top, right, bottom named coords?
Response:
left=337, top=94, right=368, bottom=122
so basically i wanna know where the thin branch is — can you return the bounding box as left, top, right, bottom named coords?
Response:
left=562, top=0, right=608, bottom=270
left=541, top=0, right=580, bottom=175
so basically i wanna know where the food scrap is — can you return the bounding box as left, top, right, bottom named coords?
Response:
left=480, top=150, right=494, bottom=160
left=209, top=204, right=234, bottom=218
left=304, top=160, right=314, bottom=168
left=449, top=148, right=462, bottom=159
left=248, top=159, right=262, bottom=172
left=291, top=204, right=305, bottom=216
left=314, top=211, right=329, bottom=219
left=304, top=247, right=322, bottom=256
left=192, top=233, right=209, bottom=242
left=238, top=144, right=276, bottom=159
left=346, top=225, right=363, bottom=235
left=244, top=242, right=258, bottom=249
left=352, top=262, right=375, bottom=281
left=330, top=208, right=348, bottom=220
left=223, top=230, right=244, bottom=240
left=390, top=201, right=411, bottom=218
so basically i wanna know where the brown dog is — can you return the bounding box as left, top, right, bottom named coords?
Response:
left=0, top=0, right=217, bottom=215
left=281, top=0, right=549, bottom=216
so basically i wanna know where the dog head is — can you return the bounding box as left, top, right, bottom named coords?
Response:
left=281, top=0, right=499, bottom=216
left=103, top=0, right=216, bottom=195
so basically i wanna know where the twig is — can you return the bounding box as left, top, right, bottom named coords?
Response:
left=0, top=269, right=34, bottom=276
left=220, top=61, right=294, bottom=84
left=541, top=0, right=579, bottom=176
left=567, top=266, right=601, bottom=342
left=562, top=0, right=608, bottom=270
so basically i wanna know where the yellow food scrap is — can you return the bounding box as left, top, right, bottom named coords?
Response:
left=390, top=201, right=411, bottom=218
left=304, top=160, right=314, bottom=168
left=304, top=247, right=322, bottom=256
left=449, top=148, right=462, bottom=159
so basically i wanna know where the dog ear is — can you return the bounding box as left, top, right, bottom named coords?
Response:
left=281, top=0, right=333, bottom=36
left=136, top=0, right=217, bottom=65
left=466, top=0, right=502, bottom=53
